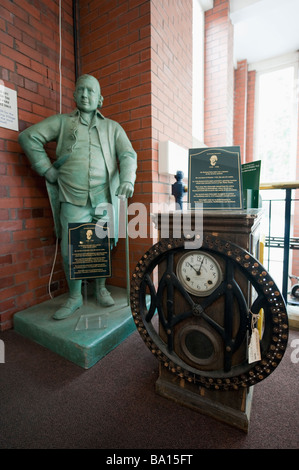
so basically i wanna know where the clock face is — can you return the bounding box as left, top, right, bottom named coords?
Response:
left=176, top=251, right=222, bottom=296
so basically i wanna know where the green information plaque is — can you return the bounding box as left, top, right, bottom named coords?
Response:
left=68, top=222, right=111, bottom=280
left=188, top=146, right=243, bottom=210
left=241, top=160, right=261, bottom=209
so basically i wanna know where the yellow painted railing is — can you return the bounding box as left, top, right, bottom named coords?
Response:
left=260, top=181, right=299, bottom=190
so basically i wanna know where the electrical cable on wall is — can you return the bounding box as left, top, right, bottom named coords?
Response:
left=48, top=238, right=59, bottom=299
left=48, top=0, right=62, bottom=299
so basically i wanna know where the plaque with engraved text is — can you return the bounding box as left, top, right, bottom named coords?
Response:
left=188, top=146, right=243, bottom=210
left=68, top=222, right=111, bottom=280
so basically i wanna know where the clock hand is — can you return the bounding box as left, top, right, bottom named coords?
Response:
left=196, top=258, right=205, bottom=275
left=186, top=262, right=197, bottom=273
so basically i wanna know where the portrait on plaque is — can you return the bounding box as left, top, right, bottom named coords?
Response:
left=188, top=146, right=243, bottom=210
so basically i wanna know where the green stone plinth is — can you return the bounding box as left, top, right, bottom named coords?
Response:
left=13, top=285, right=135, bottom=369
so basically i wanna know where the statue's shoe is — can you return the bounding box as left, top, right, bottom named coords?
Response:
left=96, top=287, right=115, bottom=307
left=53, top=295, right=83, bottom=320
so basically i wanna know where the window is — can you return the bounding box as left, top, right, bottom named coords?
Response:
left=253, top=54, right=299, bottom=291
left=254, top=56, right=298, bottom=183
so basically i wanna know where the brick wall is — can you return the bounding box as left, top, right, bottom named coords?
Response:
left=151, top=0, right=193, bottom=206
left=0, top=0, right=75, bottom=330
left=204, top=0, right=234, bottom=147
left=78, top=0, right=193, bottom=286
left=0, top=0, right=194, bottom=328
left=77, top=0, right=153, bottom=285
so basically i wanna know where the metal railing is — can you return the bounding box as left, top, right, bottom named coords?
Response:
left=260, top=181, right=299, bottom=303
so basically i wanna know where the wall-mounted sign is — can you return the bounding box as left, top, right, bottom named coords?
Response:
left=0, top=82, right=19, bottom=131
left=68, top=222, right=111, bottom=280
left=188, top=146, right=243, bottom=210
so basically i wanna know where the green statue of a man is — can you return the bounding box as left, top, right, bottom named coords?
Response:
left=18, top=74, right=137, bottom=320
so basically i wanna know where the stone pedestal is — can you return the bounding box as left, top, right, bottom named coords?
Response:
left=154, top=209, right=262, bottom=432
left=14, top=285, right=135, bottom=369
left=156, top=366, right=253, bottom=432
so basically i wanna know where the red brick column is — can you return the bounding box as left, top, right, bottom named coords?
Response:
left=204, top=0, right=234, bottom=147
left=246, top=70, right=256, bottom=163
left=233, top=60, right=248, bottom=162
left=78, top=0, right=193, bottom=287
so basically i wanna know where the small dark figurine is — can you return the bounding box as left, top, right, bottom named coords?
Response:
left=172, top=171, right=187, bottom=210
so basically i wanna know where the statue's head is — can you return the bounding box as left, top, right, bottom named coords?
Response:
left=175, top=171, right=184, bottom=181
left=74, top=74, right=104, bottom=113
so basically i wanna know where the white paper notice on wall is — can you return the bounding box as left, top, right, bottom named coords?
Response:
left=0, top=81, right=19, bottom=131
left=159, top=141, right=188, bottom=176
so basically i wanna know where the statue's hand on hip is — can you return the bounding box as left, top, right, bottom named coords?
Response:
left=45, top=166, right=58, bottom=184
left=116, top=182, right=134, bottom=199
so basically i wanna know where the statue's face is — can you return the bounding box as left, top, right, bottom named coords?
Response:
left=74, top=76, right=101, bottom=113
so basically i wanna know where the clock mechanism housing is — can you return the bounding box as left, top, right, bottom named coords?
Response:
left=161, top=248, right=250, bottom=372
left=130, top=235, right=288, bottom=391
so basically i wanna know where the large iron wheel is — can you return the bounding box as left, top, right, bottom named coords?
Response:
left=130, top=235, right=289, bottom=391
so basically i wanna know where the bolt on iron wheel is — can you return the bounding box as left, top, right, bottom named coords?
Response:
left=130, top=235, right=289, bottom=391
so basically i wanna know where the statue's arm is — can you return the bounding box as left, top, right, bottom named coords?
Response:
left=114, top=123, right=137, bottom=198
left=18, top=115, right=61, bottom=178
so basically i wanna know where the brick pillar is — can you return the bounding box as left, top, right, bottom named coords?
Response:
left=246, top=70, right=256, bottom=163
left=204, top=0, right=234, bottom=147
left=150, top=0, right=193, bottom=206
left=78, top=0, right=193, bottom=287
left=234, top=60, right=248, bottom=162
